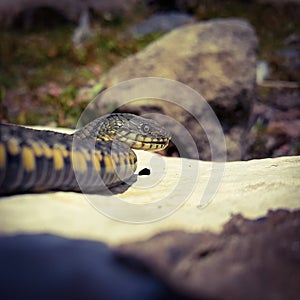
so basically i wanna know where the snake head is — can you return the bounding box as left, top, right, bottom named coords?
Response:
left=88, top=113, right=171, bottom=151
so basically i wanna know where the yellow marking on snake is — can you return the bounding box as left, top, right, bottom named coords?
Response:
left=130, top=153, right=137, bottom=167
left=8, top=138, right=20, bottom=155
left=102, top=136, right=111, bottom=141
left=22, top=146, right=36, bottom=171
left=61, top=148, right=69, bottom=157
left=0, top=113, right=171, bottom=194
left=31, top=141, right=43, bottom=156
left=104, top=155, right=113, bottom=173
left=72, top=151, right=87, bottom=173
left=39, top=141, right=53, bottom=158
left=52, top=148, right=64, bottom=170
left=95, top=152, right=103, bottom=164
left=0, top=143, right=6, bottom=169
left=82, top=149, right=91, bottom=161
left=142, top=137, right=152, bottom=143
left=92, top=154, right=100, bottom=172
left=54, top=143, right=69, bottom=157
left=127, top=133, right=137, bottom=141
left=142, top=143, right=151, bottom=150
left=133, top=141, right=143, bottom=149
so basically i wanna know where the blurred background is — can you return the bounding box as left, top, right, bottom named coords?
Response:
left=0, top=0, right=299, bottom=160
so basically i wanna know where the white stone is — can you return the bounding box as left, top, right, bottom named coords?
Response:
left=1, top=148, right=299, bottom=245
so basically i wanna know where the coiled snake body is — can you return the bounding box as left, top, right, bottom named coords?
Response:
left=0, top=114, right=170, bottom=195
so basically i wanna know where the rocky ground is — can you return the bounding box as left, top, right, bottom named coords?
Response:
left=0, top=1, right=300, bottom=299
left=1, top=210, right=299, bottom=300
left=248, top=86, right=300, bottom=159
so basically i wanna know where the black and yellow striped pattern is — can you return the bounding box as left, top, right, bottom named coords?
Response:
left=0, top=114, right=170, bottom=195
left=0, top=125, right=137, bottom=195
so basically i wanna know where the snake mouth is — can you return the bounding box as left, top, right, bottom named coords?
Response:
left=117, top=134, right=170, bottom=151
left=132, top=140, right=170, bottom=151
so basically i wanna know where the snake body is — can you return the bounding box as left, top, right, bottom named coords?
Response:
left=0, top=113, right=170, bottom=195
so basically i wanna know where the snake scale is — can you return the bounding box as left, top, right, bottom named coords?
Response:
left=0, top=113, right=170, bottom=195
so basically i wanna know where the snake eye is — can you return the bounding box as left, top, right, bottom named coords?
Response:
left=141, top=124, right=150, bottom=133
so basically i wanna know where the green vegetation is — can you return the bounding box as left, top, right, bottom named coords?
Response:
left=0, top=16, right=161, bottom=126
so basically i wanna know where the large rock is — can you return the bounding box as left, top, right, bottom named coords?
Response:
left=117, top=209, right=300, bottom=300
left=1, top=210, right=299, bottom=300
left=0, top=234, right=178, bottom=300
left=98, top=19, right=258, bottom=160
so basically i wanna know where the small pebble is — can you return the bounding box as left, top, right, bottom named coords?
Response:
left=138, top=168, right=151, bottom=176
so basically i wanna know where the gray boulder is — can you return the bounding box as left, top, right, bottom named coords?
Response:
left=129, top=12, right=195, bottom=37
left=98, top=19, right=258, bottom=160
left=0, top=234, right=177, bottom=300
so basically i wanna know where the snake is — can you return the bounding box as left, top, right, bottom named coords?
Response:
left=0, top=113, right=171, bottom=195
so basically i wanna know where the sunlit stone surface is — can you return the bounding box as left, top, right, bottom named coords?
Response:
left=1, top=132, right=299, bottom=245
